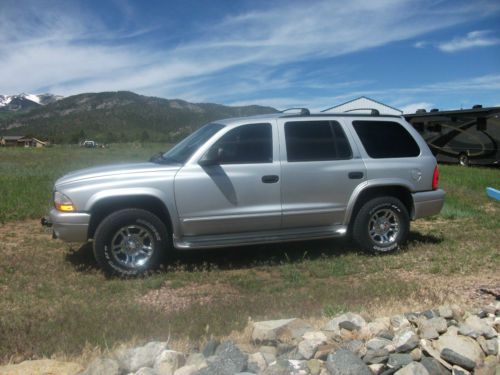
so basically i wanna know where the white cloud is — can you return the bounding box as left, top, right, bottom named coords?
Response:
left=0, top=0, right=500, bottom=102
left=413, top=41, right=427, bottom=48
left=438, top=30, right=500, bottom=52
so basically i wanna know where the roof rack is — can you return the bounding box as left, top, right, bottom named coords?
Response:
left=281, top=107, right=310, bottom=116
left=328, top=108, right=380, bottom=116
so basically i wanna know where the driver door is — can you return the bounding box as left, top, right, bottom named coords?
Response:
left=174, top=122, right=282, bottom=236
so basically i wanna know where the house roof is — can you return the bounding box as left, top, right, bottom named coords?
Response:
left=322, top=96, right=403, bottom=114
left=1, top=135, right=24, bottom=141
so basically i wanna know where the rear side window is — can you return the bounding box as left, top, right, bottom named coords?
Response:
left=209, top=123, right=272, bottom=164
left=285, top=121, right=352, bottom=162
left=352, top=121, right=420, bottom=158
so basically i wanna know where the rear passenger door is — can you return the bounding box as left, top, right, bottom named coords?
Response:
left=278, top=119, right=366, bottom=228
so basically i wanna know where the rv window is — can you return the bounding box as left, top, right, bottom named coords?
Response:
left=477, top=118, right=487, bottom=131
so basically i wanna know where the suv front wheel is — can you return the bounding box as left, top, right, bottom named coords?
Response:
left=352, top=197, right=409, bottom=254
left=93, top=209, right=169, bottom=276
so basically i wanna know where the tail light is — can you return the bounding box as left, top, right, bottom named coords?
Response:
left=432, top=165, right=439, bottom=190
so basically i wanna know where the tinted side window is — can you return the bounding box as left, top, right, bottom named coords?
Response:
left=285, top=121, right=352, bottom=162
left=210, top=123, right=272, bottom=164
left=352, top=121, right=420, bottom=158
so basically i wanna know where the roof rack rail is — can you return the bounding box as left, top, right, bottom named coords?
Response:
left=341, top=108, right=380, bottom=116
left=281, top=107, right=310, bottom=116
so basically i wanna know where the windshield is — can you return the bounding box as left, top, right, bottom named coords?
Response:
left=156, top=123, right=225, bottom=164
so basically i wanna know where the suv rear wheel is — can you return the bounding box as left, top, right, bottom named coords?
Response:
left=352, top=197, right=409, bottom=254
left=93, top=208, right=169, bottom=276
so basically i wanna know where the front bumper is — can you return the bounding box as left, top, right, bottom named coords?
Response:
left=42, top=208, right=90, bottom=242
left=412, top=189, right=445, bottom=220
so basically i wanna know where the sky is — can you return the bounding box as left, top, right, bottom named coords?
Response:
left=0, top=0, right=499, bottom=113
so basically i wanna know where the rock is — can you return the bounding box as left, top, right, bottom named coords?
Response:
left=117, top=341, right=167, bottom=373
left=458, top=316, right=497, bottom=339
left=307, top=359, right=322, bottom=375
left=420, top=356, right=450, bottom=375
left=202, top=339, right=220, bottom=358
left=260, top=346, right=278, bottom=356
left=263, top=359, right=306, bottom=375
left=80, top=357, right=120, bottom=375
left=299, top=338, right=324, bottom=360
left=433, top=333, right=483, bottom=368
left=339, top=321, right=361, bottom=331
left=326, top=348, right=372, bottom=375
left=379, top=330, right=395, bottom=341
left=450, top=365, right=470, bottom=375
left=0, top=359, right=83, bottom=375
left=450, top=306, right=465, bottom=322
left=440, top=348, right=476, bottom=370
left=323, top=313, right=367, bottom=336
left=367, top=338, right=393, bottom=351
left=363, top=349, right=390, bottom=364
left=438, top=306, right=454, bottom=320
left=422, top=310, right=439, bottom=320
left=477, top=336, right=498, bottom=356
left=303, top=331, right=328, bottom=342
left=420, top=340, right=453, bottom=371
left=394, top=362, right=430, bottom=375
left=387, top=353, right=413, bottom=369
left=393, top=329, right=419, bottom=353
left=410, top=348, right=422, bottom=362
left=136, top=368, right=157, bottom=375
left=185, top=353, right=207, bottom=370
left=368, top=363, right=385, bottom=375
left=420, top=318, right=448, bottom=340
left=247, top=352, right=267, bottom=374
left=253, top=318, right=313, bottom=344
left=195, top=341, right=247, bottom=375
left=314, top=343, right=341, bottom=360
left=154, top=350, right=186, bottom=375
left=277, top=343, right=296, bottom=356
left=342, top=340, right=366, bottom=358
left=367, top=318, right=391, bottom=337
left=391, top=316, right=411, bottom=331
left=174, top=365, right=198, bottom=375
left=475, top=355, right=499, bottom=375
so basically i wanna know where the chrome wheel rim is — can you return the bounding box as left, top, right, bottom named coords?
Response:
left=368, top=208, right=400, bottom=246
left=459, top=155, right=468, bottom=166
left=111, top=224, right=155, bottom=268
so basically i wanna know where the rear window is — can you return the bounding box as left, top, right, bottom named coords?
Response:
left=285, top=121, right=352, bottom=162
left=352, top=121, right=420, bottom=158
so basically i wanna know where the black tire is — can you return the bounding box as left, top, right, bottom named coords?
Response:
left=93, top=208, right=169, bottom=276
left=352, top=197, right=409, bottom=254
left=458, top=153, right=470, bottom=167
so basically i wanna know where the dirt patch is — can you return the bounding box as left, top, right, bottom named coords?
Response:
left=138, top=282, right=240, bottom=314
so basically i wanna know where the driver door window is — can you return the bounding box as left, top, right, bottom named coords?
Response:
left=207, top=123, right=272, bottom=164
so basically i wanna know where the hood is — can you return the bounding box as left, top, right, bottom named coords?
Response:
left=55, top=162, right=181, bottom=186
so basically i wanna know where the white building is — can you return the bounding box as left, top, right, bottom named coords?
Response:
left=322, top=96, right=402, bottom=115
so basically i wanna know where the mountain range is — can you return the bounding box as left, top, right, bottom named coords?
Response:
left=0, top=91, right=278, bottom=143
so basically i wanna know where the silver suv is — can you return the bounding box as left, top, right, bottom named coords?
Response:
left=43, top=110, right=445, bottom=276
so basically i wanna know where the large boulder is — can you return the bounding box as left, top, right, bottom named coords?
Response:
left=195, top=341, right=247, bottom=375
left=394, top=361, right=430, bottom=375
left=0, top=359, right=83, bottom=375
left=393, top=329, right=419, bottom=353
left=116, top=341, right=167, bottom=373
left=323, top=313, right=367, bottom=336
left=325, top=349, right=371, bottom=375
left=253, top=318, right=313, bottom=344
left=80, top=357, right=120, bottom=375
left=154, top=350, right=186, bottom=375
left=433, top=334, right=483, bottom=369
left=458, top=316, right=497, bottom=339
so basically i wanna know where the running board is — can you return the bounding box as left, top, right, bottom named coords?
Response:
left=174, top=225, right=347, bottom=249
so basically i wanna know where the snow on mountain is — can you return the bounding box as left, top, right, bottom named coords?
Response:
left=0, top=93, right=63, bottom=109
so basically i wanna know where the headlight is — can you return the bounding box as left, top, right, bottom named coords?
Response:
left=54, top=191, right=76, bottom=212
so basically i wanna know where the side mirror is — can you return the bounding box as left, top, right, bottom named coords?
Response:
left=199, top=147, right=223, bottom=167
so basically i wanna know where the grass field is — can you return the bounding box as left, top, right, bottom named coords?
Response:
left=0, top=145, right=499, bottom=364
